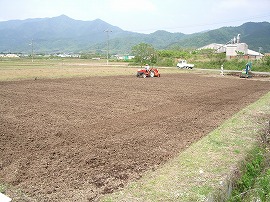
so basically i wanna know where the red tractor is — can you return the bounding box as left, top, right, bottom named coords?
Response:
left=136, top=67, right=160, bottom=78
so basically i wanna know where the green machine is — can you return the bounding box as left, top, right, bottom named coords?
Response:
left=240, top=62, right=252, bottom=78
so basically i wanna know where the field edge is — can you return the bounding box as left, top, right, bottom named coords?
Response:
left=101, top=91, right=270, bottom=202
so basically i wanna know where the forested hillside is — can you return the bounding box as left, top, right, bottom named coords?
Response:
left=167, top=22, right=270, bottom=52
left=0, top=15, right=269, bottom=53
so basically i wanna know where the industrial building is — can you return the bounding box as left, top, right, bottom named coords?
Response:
left=198, top=34, right=264, bottom=60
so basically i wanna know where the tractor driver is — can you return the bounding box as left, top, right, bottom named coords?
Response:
left=145, top=64, right=150, bottom=72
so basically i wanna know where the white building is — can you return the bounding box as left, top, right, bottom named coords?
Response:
left=226, top=43, right=248, bottom=57
left=247, top=49, right=264, bottom=59
left=198, top=34, right=264, bottom=60
left=197, top=43, right=226, bottom=53
left=0, top=54, right=19, bottom=58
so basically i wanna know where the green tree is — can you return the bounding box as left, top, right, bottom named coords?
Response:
left=131, top=43, right=157, bottom=66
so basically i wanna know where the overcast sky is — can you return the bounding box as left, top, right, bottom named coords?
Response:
left=0, top=0, right=269, bottom=34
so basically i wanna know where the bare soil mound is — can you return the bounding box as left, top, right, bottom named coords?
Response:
left=1, top=74, right=269, bottom=201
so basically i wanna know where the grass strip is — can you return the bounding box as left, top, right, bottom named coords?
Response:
left=227, top=146, right=269, bottom=201
left=228, top=122, right=270, bottom=202
left=101, top=92, right=270, bottom=202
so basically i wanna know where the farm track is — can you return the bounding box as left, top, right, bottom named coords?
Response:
left=0, top=74, right=270, bottom=201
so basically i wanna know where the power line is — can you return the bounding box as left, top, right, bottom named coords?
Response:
left=130, top=13, right=270, bottom=33
left=174, top=14, right=270, bottom=29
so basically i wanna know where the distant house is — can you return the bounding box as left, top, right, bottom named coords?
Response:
left=114, top=55, right=135, bottom=61
left=54, top=53, right=80, bottom=58
left=0, top=54, right=19, bottom=58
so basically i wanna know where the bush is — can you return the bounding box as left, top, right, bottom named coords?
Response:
left=228, top=147, right=265, bottom=202
left=156, top=57, right=175, bottom=67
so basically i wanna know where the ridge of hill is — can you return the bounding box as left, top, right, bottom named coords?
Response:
left=0, top=15, right=269, bottom=53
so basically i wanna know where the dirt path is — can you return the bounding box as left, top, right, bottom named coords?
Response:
left=0, top=74, right=269, bottom=201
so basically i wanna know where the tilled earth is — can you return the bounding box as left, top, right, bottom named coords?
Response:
left=0, top=74, right=269, bottom=201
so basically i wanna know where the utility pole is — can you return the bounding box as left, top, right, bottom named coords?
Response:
left=259, top=47, right=262, bottom=54
left=29, top=39, right=34, bottom=62
left=104, top=29, right=112, bottom=65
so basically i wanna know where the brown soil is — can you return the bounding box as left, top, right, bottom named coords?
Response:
left=0, top=74, right=269, bottom=201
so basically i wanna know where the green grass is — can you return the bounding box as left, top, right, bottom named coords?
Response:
left=256, top=169, right=270, bottom=201
left=228, top=149, right=270, bottom=202
left=228, top=147, right=265, bottom=202
left=194, top=60, right=270, bottom=72
left=101, top=92, right=270, bottom=201
left=227, top=124, right=270, bottom=202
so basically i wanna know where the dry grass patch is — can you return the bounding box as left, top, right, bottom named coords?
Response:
left=0, top=58, right=204, bottom=81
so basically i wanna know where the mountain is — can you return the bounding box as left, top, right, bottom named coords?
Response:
left=167, top=22, right=270, bottom=52
left=92, top=30, right=187, bottom=53
left=0, top=15, right=127, bottom=53
left=0, top=15, right=269, bottom=53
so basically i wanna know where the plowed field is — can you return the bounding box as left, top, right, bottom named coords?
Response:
left=1, top=74, right=269, bottom=201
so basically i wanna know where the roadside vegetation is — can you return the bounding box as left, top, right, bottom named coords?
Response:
left=157, top=49, right=270, bottom=72
left=128, top=43, right=270, bottom=72
left=228, top=147, right=270, bottom=201
left=228, top=123, right=270, bottom=202
left=1, top=42, right=270, bottom=73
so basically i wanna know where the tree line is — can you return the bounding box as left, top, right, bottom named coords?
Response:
left=131, top=43, right=270, bottom=72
